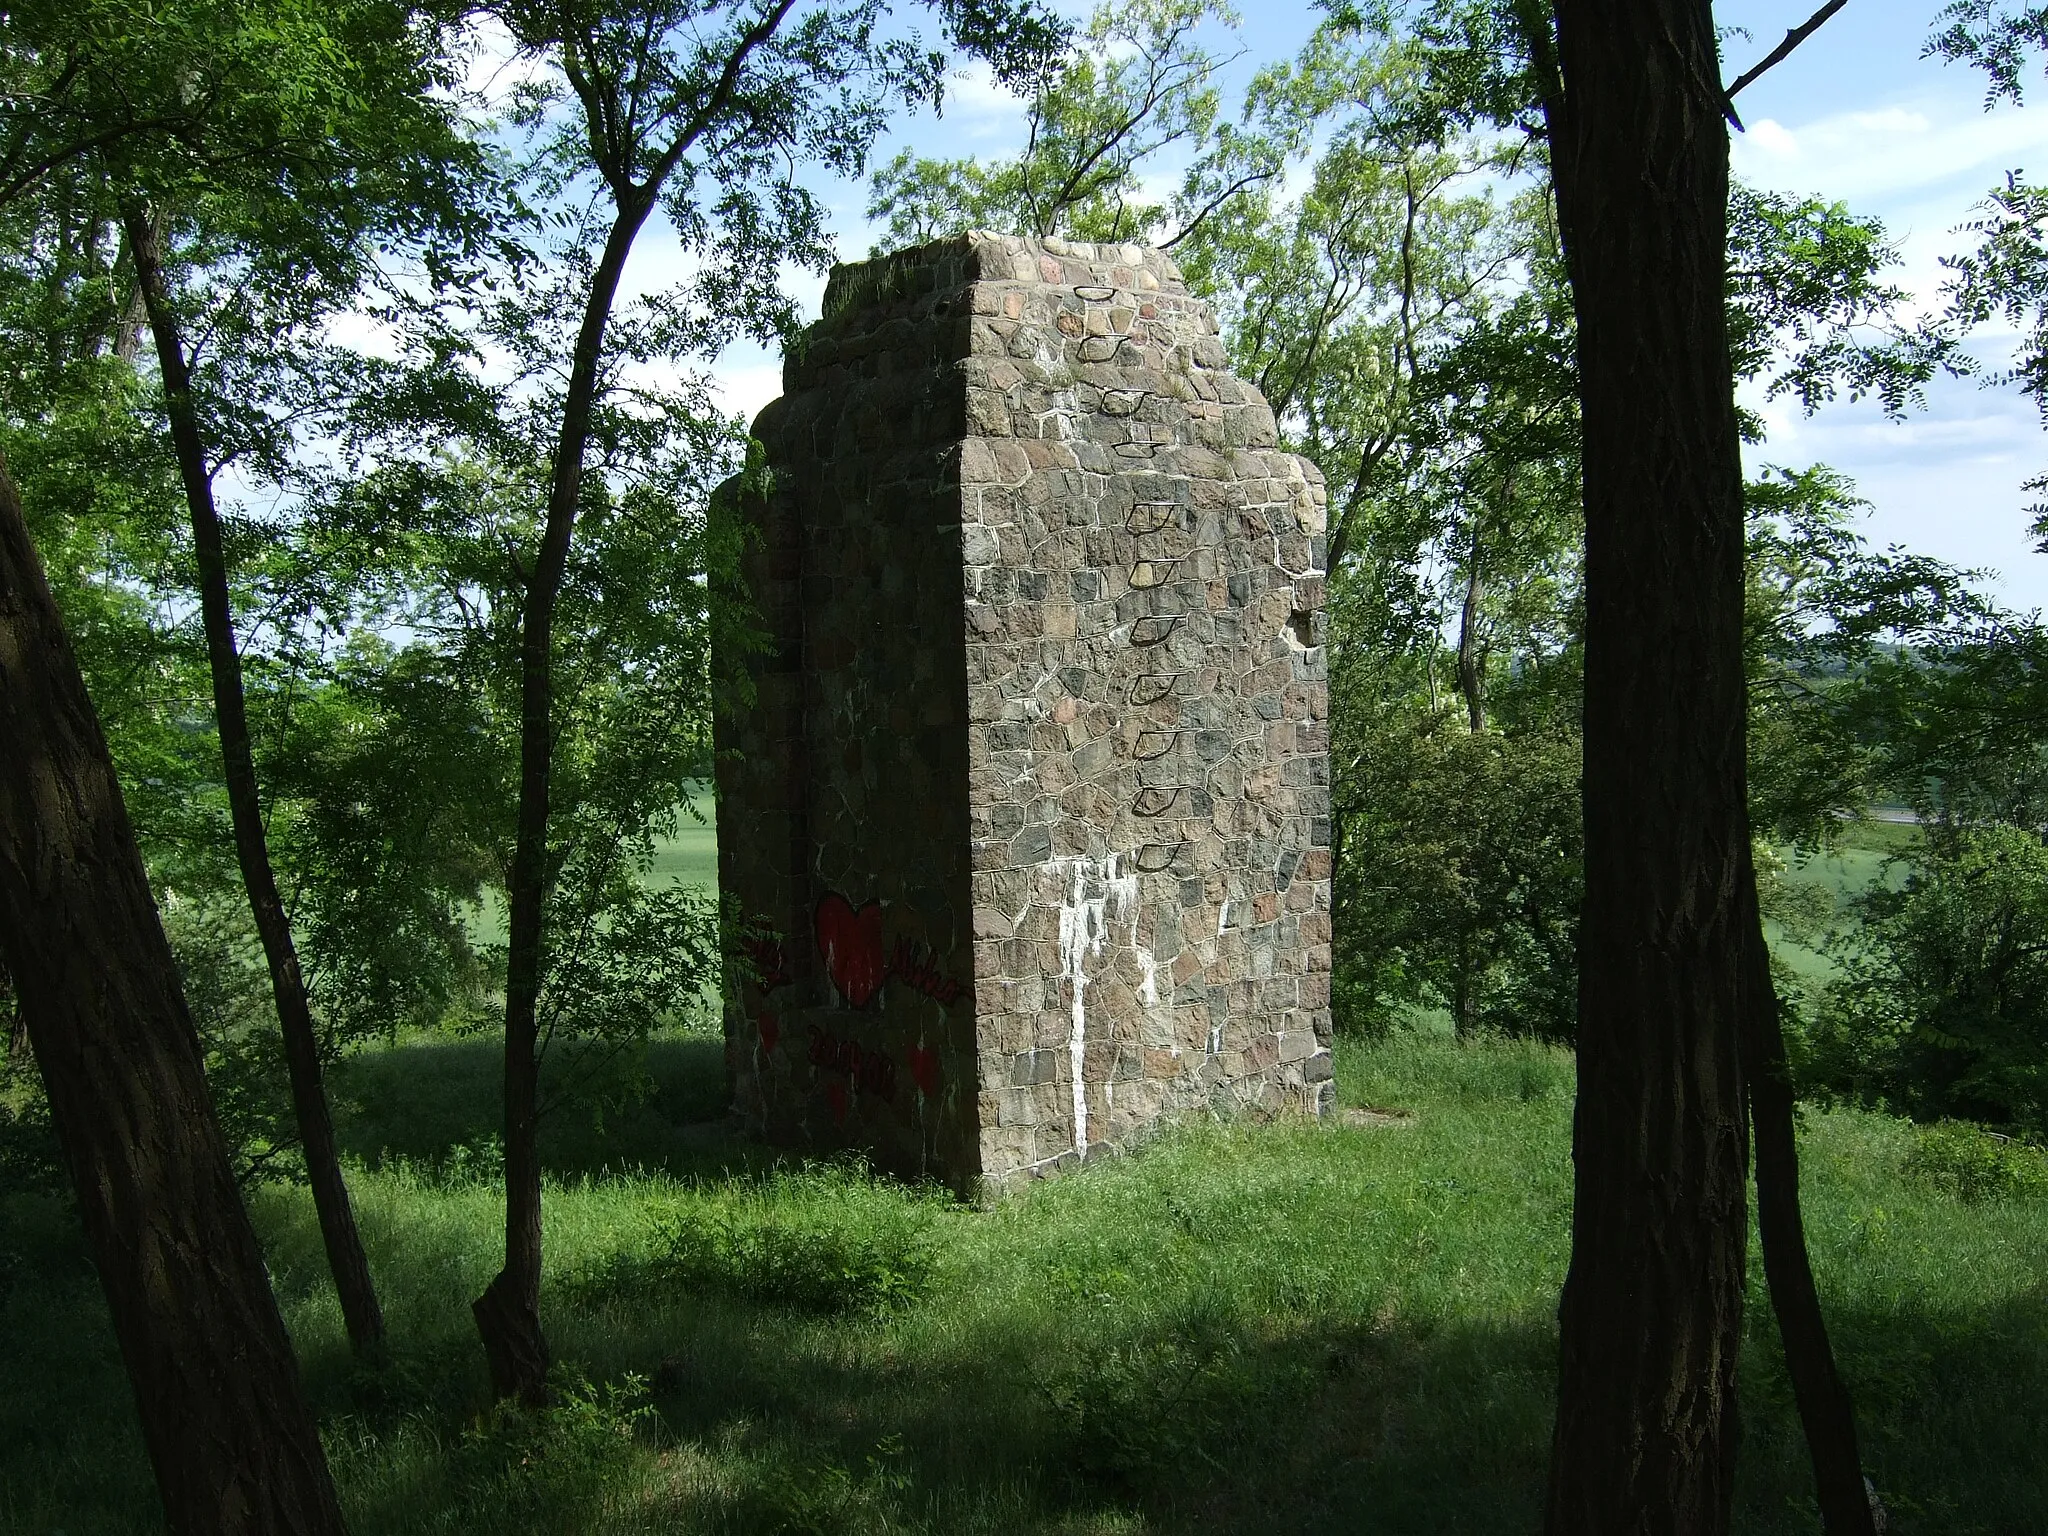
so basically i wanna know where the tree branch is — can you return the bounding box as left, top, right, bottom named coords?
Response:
left=1726, top=0, right=1851, bottom=105
left=1159, top=168, right=1274, bottom=250
left=642, top=0, right=800, bottom=198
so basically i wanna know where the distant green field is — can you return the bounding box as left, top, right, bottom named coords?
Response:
left=1781, top=817, right=1922, bottom=906
left=1766, top=817, right=1922, bottom=989
left=465, top=788, right=718, bottom=948
left=648, top=793, right=718, bottom=889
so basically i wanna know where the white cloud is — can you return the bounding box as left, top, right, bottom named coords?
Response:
left=1731, top=78, right=2048, bottom=608
left=1745, top=118, right=1800, bottom=156
left=934, top=58, right=1032, bottom=134
left=1731, top=93, right=2048, bottom=257
left=712, top=356, right=787, bottom=427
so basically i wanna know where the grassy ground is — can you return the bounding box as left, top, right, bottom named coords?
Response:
left=3, top=1030, right=2044, bottom=1534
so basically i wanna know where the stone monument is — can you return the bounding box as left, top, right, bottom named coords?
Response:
left=713, top=233, right=1333, bottom=1193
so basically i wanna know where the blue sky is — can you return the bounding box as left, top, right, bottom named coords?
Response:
left=674, top=1, right=2048, bottom=611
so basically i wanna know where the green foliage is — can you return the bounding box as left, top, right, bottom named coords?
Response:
left=1852, top=621, right=2048, bottom=831
left=1902, top=1119, right=2048, bottom=1203
left=441, top=1369, right=660, bottom=1526
left=1927, top=0, right=2048, bottom=105
left=637, top=1166, right=944, bottom=1314
left=292, top=436, right=736, bottom=1090
left=1945, top=176, right=2048, bottom=534
left=1743, top=464, right=1993, bottom=847
left=1042, top=1298, right=1266, bottom=1489
left=261, top=639, right=507, bottom=1044
left=0, top=1033, right=63, bottom=1198
left=1808, top=825, right=2048, bottom=1138
left=1189, top=15, right=1547, bottom=582
left=1726, top=186, right=1959, bottom=429
left=868, top=0, right=1249, bottom=246
left=1334, top=713, right=1580, bottom=1040
left=727, top=1436, right=918, bottom=1536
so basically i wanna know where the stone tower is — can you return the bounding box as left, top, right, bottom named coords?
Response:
left=714, top=233, right=1332, bottom=1193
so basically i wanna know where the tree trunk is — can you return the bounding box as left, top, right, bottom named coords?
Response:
left=3, top=963, right=24, bottom=1056
left=1739, top=854, right=1879, bottom=1534
left=0, top=455, right=349, bottom=1536
left=1535, top=1, right=1753, bottom=1529
left=477, top=195, right=653, bottom=1406
left=124, top=204, right=385, bottom=1357
left=1453, top=926, right=1477, bottom=1040
left=1455, top=520, right=1485, bottom=734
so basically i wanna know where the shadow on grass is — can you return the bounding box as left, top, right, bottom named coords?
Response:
left=12, top=1227, right=2047, bottom=1536
left=331, top=1034, right=745, bottom=1182
left=1737, top=1283, right=2048, bottom=1536
left=6, top=1023, right=2047, bottom=1535
left=327, top=1269, right=2048, bottom=1535
left=333, top=1296, right=1561, bottom=1536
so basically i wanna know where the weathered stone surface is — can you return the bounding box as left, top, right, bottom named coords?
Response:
left=714, top=233, right=1333, bottom=1194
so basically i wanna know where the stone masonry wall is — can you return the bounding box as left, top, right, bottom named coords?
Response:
left=715, top=233, right=1333, bottom=1195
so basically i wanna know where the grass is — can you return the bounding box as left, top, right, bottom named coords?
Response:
left=1767, top=818, right=1923, bottom=987
left=3, top=1030, right=2045, bottom=1534
left=464, top=790, right=718, bottom=948
left=647, top=799, right=719, bottom=891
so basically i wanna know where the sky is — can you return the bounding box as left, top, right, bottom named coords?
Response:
left=659, top=0, right=2048, bottom=613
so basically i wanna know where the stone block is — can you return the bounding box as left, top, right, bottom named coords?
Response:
left=715, top=233, right=1330, bottom=1192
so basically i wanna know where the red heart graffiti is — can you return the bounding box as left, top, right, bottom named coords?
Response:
left=755, top=1009, right=779, bottom=1054
left=825, top=1078, right=849, bottom=1126
left=908, top=1045, right=941, bottom=1098
left=814, top=893, right=886, bottom=1008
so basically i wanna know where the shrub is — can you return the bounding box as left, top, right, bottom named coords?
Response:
left=720, top=1435, right=918, bottom=1536
left=1042, top=1310, right=1247, bottom=1487
left=638, top=1165, right=943, bottom=1314
left=1335, top=719, right=1581, bottom=1041
left=1807, top=825, right=2048, bottom=1137
left=0, top=1043, right=63, bottom=1198
left=1902, top=1121, right=2048, bottom=1204
left=442, top=1369, right=657, bottom=1529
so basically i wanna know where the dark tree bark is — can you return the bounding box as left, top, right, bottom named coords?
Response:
left=1522, top=2, right=1880, bottom=1527
left=1739, top=852, right=1878, bottom=1534
left=113, top=206, right=163, bottom=366
left=1534, top=1, right=1753, bottom=1529
left=124, top=204, right=386, bottom=1357
left=0, top=456, right=349, bottom=1536
left=3, top=963, right=24, bottom=1056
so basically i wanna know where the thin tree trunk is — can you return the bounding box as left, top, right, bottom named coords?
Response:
left=472, top=0, right=797, bottom=1403
left=1456, top=519, right=1485, bottom=734
left=1453, top=927, right=1476, bottom=1040
left=1534, top=0, right=1753, bottom=1528
left=0, top=454, right=349, bottom=1536
left=124, top=204, right=385, bottom=1356
left=476, top=195, right=653, bottom=1406
left=1739, top=853, right=1879, bottom=1534
left=112, top=211, right=158, bottom=366
left=3, top=963, right=24, bottom=1056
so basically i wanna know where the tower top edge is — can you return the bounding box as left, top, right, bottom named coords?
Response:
left=818, top=233, right=1190, bottom=322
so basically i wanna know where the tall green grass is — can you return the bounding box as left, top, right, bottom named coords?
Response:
left=2, top=1031, right=2043, bottom=1534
